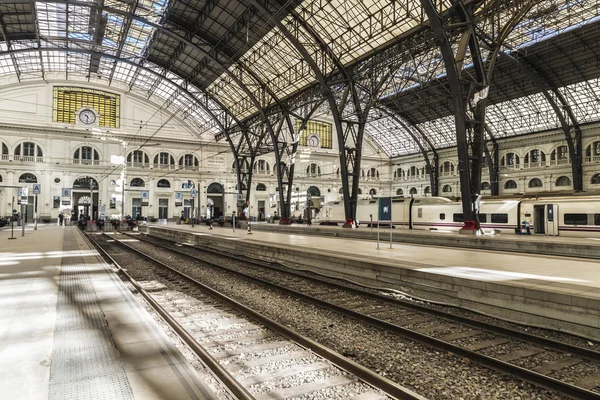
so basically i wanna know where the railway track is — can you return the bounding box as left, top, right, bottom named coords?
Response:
left=128, top=230, right=600, bottom=400
left=86, top=231, right=423, bottom=400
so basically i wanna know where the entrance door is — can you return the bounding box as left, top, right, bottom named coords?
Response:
left=183, top=199, right=191, bottom=219
left=258, top=200, right=265, bottom=221
left=132, top=198, right=142, bottom=219
left=533, top=205, right=545, bottom=234
left=158, top=198, right=169, bottom=219
left=545, top=204, right=559, bottom=236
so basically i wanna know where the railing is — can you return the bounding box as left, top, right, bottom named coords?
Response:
left=365, top=176, right=379, bottom=181
left=499, top=164, right=519, bottom=171
left=549, top=159, right=570, bottom=166
left=126, top=162, right=150, bottom=168
left=5, top=155, right=44, bottom=163
left=73, top=159, right=100, bottom=165
left=523, top=161, right=543, bottom=169
left=306, top=173, right=321, bottom=178
left=1, top=154, right=9, bottom=161
left=440, top=171, right=454, bottom=176
left=254, top=169, right=271, bottom=175
left=584, top=156, right=600, bottom=163
left=153, top=163, right=176, bottom=170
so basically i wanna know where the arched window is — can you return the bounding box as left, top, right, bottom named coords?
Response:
left=232, top=159, right=250, bottom=172
left=440, top=161, right=455, bottom=176
left=551, top=146, right=569, bottom=164
left=524, top=149, right=546, bottom=167
left=157, top=179, right=171, bottom=188
left=357, top=188, right=363, bottom=194
left=14, top=142, right=43, bottom=161
left=481, top=182, right=491, bottom=190
left=504, top=180, right=518, bottom=189
left=501, top=153, right=519, bottom=167
left=407, top=166, right=419, bottom=179
left=528, top=178, right=543, bottom=188
left=555, top=176, right=571, bottom=187
left=18, top=173, right=37, bottom=183
left=369, top=188, right=377, bottom=196
left=424, top=186, right=431, bottom=195
left=256, top=183, right=267, bottom=191
left=396, top=188, right=404, bottom=196
left=394, top=168, right=405, bottom=180
left=409, top=187, right=417, bottom=195
left=442, top=184, right=452, bottom=193
left=339, top=187, right=344, bottom=194
left=207, top=182, right=223, bottom=193
left=73, top=146, right=100, bottom=165
left=2, top=143, right=7, bottom=155
left=127, top=150, right=149, bottom=166
left=585, top=141, right=600, bottom=160
left=73, top=176, right=99, bottom=190
left=235, top=183, right=247, bottom=191
left=592, top=173, right=600, bottom=184
left=367, top=168, right=379, bottom=181
left=307, top=186, right=320, bottom=197
left=306, top=163, right=321, bottom=178
left=130, top=178, right=145, bottom=187
left=182, top=180, right=195, bottom=189
left=336, top=168, right=340, bottom=178
left=180, top=154, right=199, bottom=169
left=154, top=152, right=175, bottom=168
left=254, top=160, right=270, bottom=175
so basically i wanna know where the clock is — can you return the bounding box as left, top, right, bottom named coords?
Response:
left=308, top=135, right=320, bottom=147
left=79, top=109, right=96, bottom=125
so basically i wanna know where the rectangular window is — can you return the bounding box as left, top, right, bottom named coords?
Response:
left=595, top=214, right=600, bottom=225
left=418, top=208, right=422, bottom=218
left=479, top=214, right=487, bottom=223
left=564, top=213, right=588, bottom=225
left=23, top=142, right=35, bottom=156
left=453, top=213, right=464, bottom=223
left=53, top=196, right=60, bottom=208
left=53, top=86, right=120, bottom=128
left=491, top=214, right=508, bottom=223
left=109, top=197, right=116, bottom=209
left=439, top=213, right=445, bottom=220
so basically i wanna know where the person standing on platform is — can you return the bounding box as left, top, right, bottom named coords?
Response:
left=59, top=213, right=64, bottom=226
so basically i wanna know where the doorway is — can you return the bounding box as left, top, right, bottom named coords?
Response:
left=158, top=198, right=169, bottom=219
left=258, top=200, right=265, bottom=221
left=183, top=199, right=192, bottom=219
left=132, top=198, right=142, bottom=219
left=533, top=205, right=545, bottom=234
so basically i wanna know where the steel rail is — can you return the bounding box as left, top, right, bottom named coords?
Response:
left=130, top=231, right=600, bottom=400
left=81, top=232, right=256, bottom=400
left=101, top=232, right=426, bottom=400
left=140, top=232, right=600, bottom=361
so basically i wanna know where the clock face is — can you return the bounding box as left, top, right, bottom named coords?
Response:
left=79, top=109, right=96, bottom=125
left=308, top=135, right=319, bottom=147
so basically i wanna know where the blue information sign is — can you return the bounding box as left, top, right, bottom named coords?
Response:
left=378, top=197, right=392, bottom=221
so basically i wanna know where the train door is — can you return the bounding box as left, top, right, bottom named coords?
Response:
left=533, top=205, right=545, bottom=234
left=545, top=204, right=559, bottom=236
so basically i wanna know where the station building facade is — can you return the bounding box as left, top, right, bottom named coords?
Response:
left=1, top=80, right=600, bottom=222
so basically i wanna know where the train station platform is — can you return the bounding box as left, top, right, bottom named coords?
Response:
left=0, top=224, right=218, bottom=400
left=143, top=223, right=600, bottom=340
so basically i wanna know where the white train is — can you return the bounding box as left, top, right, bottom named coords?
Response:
left=315, top=196, right=600, bottom=237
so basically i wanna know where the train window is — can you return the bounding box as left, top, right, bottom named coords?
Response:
left=564, top=214, right=588, bottom=225
left=479, top=214, right=487, bottom=223
left=453, top=214, right=464, bottom=222
left=491, top=214, right=508, bottom=223
left=440, top=213, right=445, bottom=220
left=418, top=208, right=423, bottom=218
left=595, top=214, right=600, bottom=225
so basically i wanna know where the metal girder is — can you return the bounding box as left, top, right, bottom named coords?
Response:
left=30, top=0, right=45, bottom=80
left=420, top=0, right=487, bottom=232
left=379, top=107, right=439, bottom=196
left=250, top=0, right=356, bottom=226
left=499, top=52, right=583, bottom=191
left=0, top=9, right=21, bottom=81
left=0, top=46, right=232, bottom=137
left=108, top=0, right=138, bottom=84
